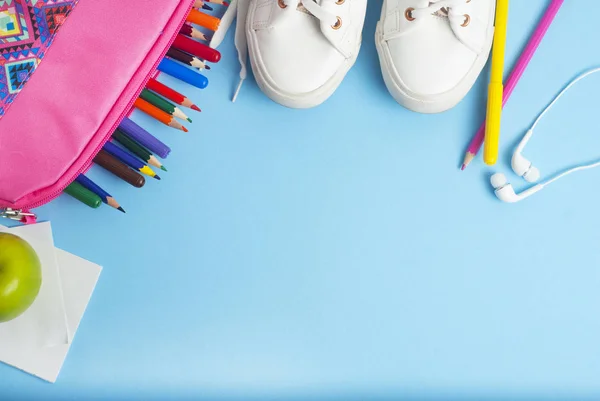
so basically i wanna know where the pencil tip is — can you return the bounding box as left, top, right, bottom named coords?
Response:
left=191, top=105, right=201, bottom=112
left=154, top=175, right=161, bottom=180
left=161, top=166, right=168, bottom=172
left=187, top=118, right=193, bottom=123
left=460, top=164, right=466, bottom=171
left=118, top=207, right=126, bottom=213
left=206, top=65, right=211, bottom=70
left=202, top=4, right=213, bottom=10
left=183, top=126, right=189, bottom=133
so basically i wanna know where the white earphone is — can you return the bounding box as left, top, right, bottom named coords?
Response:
left=491, top=67, right=600, bottom=203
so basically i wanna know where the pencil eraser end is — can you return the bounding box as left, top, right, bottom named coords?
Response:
left=197, top=77, right=209, bottom=89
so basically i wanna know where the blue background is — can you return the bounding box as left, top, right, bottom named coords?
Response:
left=3, top=1, right=600, bottom=399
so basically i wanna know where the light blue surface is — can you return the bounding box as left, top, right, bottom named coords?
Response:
left=2, top=1, right=600, bottom=399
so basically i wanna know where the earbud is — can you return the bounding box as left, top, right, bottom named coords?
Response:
left=491, top=68, right=600, bottom=203
left=512, top=129, right=541, bottom=183
left=490, top=173, right=544, bottom=203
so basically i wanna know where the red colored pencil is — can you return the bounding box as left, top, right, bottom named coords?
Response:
left=180, top=23, right=210, bottom=42
left=172, top=34, right=221, bottom=63
left=146, top=78, right=201, bottom=112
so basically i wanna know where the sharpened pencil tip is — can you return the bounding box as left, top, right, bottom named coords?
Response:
left=191, top=105, right=201, bottom=112
left=183, top=126, right=189, bottom=133
left=118, top=207, right=126, bottom=213
left=460, top=164, right=466, bottom=171
left=161, top=166, right=168, bottom=172
left=187, top=118, right=193, bottom=123
left=206, top=65, right=212, bottom=70
left=154, top=175, right=161, bottom=180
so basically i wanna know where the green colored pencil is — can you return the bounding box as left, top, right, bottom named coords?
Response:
left=140, top=88, right=192, bottom=123
left=113, top=129, right=167, bottom=171
left=64, top=182, right=102, bottom=209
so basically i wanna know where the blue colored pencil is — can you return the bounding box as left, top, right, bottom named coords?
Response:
left=103, top=141, right=161, bottom=180
left=158, top=58, right=209, bottom=89
left=118, top=118, right=171, bottom=159
left=75, top=174, right=125, bottom=213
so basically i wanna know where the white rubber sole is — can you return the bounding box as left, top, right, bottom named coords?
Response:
left=246, top=6, right=362, bottom=109
left=375, top=22, right=493, bottom=114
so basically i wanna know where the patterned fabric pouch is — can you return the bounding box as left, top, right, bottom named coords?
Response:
left=0, top=0, right=195, bottom=220
left=0, top=0, right=78, bottom=118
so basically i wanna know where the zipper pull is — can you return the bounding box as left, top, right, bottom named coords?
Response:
left=0, top=208, right=37, bottom=223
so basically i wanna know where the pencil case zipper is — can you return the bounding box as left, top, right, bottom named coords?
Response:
left=0, top=0, right=196, bottom=223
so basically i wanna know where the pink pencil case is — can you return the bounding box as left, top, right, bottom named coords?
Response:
left=0, top=0, right=195, bottom=221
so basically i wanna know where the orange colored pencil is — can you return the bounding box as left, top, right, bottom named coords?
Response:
left=134, top=98, right=188, bottom=132
left=186, top=9, right=220, bottom=31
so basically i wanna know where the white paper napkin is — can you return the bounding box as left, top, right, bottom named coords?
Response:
left=0, top=223, right=102, bottom=383
left=0, top=222, right=69, bottom=347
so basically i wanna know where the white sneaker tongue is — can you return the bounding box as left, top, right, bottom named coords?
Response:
left=297, top=2, right=317, bottom=19
left=433, top=7, right=450, bottom=18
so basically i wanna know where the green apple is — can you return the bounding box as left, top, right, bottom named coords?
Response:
left=0, top=233, right=42, bottom=323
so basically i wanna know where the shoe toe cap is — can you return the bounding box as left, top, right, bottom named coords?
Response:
left=385, top=29, right=478, bottom=97
left=250, top=24, right=346, bottom=95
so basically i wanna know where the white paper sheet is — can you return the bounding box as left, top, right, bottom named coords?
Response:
left=0, top=224, right=101, bottom=382
left=0, top=222, right=69, bottom=347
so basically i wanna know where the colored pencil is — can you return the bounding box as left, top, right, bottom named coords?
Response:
left=195, top=0, right=221, bottom=8
left=113, top=129, right=167, bottom=171
left=482, top=0, right=510, bottom=165
left=146, top=78, right=201, bottom=112
left=186, top=9, right=221, bottom=32
left=167, top=47, right=211, bottom=70
left=173, top=34, right=221, bottom=63
left=64, top=182, right=102, bottom=209
left=94, top=150, right=146, bottom=188
left=134, top=97, right=189, bottom=131
left=461, top=0, right=564, bottom=170
left=75, top=174, right=125, bottom=213
left=206, top=0, right=229, bottom=6
left=119, top=118, right=171, bottom=159
left=180, top=23, right=210, bottom=42
left=158, top=58, right=208, bottom=90
left=103, top=141, right=161, bottom=180
left=140, top=88, right=192, bottom=122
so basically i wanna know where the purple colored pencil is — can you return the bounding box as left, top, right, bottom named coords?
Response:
left=461, top=0, right=564, bottom=170
left=118, top=117, right=171, bottom=159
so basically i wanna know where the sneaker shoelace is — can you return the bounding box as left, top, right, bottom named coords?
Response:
left=233, top=0, right=339, bottom=102
left=412, top=0, right=470, bottom=21
left=386, top=0, right=472, bottom=40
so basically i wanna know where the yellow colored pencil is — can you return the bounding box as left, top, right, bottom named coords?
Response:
left=483, top=0, right=510, bottom=166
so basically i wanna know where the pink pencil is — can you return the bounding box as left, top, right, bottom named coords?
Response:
left=461, top=0, right=565, bottom=170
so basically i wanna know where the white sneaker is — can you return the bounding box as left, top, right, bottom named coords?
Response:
left=233, top=0, right=368, bottom=109
left=376, top=0, right=496, bottom=113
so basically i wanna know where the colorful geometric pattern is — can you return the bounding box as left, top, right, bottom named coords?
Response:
left=0, top=0, right=79, bottom=118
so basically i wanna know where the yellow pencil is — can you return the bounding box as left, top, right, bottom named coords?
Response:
left=483, top=0, right=510, bottom=165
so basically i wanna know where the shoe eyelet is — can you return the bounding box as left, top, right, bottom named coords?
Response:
left=405, top=8, right=415, bottom=21
left=336, top=0, right=345, bottom=4
left=461, top=14, right=470, bottom=27
left=278, top=0, right=287, bottom=9
left=332, top=16, right=342, bottom=30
